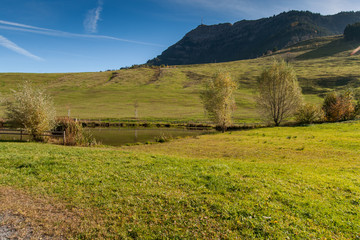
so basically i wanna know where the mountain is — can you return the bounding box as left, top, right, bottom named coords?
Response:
left=148, top=10, right=360, bottom=65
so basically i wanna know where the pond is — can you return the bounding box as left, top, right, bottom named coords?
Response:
left=88, top=128, right=213, bottom=146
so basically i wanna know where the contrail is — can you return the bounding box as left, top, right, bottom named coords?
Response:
left=0, top=35, right=43, bottom=61
left=0, top=19, right=164, bottom=47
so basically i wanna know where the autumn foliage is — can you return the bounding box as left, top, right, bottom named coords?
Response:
left=322, top=91, right=357, bottom=122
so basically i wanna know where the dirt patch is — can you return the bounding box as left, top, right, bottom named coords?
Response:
left=0, top=216, right=14, bottom=240
left=106, top=71, right=119, bottom=84
left=183, top=71, right=208, bottom=88
left=147, top=68, right=162, bottom=84
left=0, top=186, right=104, bottom=239
left=0, top=211, right=36, bottom=240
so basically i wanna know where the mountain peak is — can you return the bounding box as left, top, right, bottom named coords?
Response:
left=148, top=10, right=360, bottom=66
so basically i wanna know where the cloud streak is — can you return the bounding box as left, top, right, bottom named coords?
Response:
left=84, top=0, right=103, bottom=33
left=0, top=19, right=164, bottom=47
left=0, top=35, right=43, bottom=61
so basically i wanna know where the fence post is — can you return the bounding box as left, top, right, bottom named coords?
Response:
left=20, top=129, right=23, bottom=141
left=63, top=131, right=66, bottom=145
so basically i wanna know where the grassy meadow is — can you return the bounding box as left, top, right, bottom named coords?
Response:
left=1, top=121, right=360, bottom=238
left=1, top=35, right=360, bottom=123
left=1, top=35, right=360, bottom=239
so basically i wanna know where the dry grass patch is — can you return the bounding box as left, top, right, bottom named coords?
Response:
left=0, top=186, right=105, bottom=239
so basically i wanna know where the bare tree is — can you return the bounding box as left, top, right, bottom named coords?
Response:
left=257, top=59, right=303, bottom=126
left=201, top=72, right=237, bottom=132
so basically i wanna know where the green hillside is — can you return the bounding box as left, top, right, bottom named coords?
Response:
left=1, top=35, right=360, bottom=123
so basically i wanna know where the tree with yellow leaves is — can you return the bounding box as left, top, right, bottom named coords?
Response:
left=201, top=72, right=237, bottom=132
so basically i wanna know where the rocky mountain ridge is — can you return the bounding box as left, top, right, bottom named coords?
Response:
left=148, top=10, right=360, bottom=65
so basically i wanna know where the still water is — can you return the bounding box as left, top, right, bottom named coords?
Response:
left=89, top=128, right=212, bottom=146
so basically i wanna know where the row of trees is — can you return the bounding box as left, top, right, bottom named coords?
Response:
left=344, top=22, right=360, bottom=41
left=201, top=59, right=359, bottom=131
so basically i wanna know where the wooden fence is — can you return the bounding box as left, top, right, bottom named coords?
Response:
left=0, top=129, right=66, bottom=145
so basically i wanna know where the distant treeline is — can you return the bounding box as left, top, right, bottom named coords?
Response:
left=344, top=22, right=360, bottom=41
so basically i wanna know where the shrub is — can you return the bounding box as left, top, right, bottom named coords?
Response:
left=295, top=103, right=323, bottom=124
left=322, top=91, right=357, bottom=122
left=154, top=133, right=172, bottom=143
left=56, top=117, right=98, bottom=146
left=5, top=81, right=56, bottom=141
left=257, top=59, right=303, bottom=126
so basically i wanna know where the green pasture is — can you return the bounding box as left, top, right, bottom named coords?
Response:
left=1, top=36, right=360, bottom=123
left=1, top=121, right=360, bottom=238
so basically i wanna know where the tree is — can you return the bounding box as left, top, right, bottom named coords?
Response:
left=201, top=72, right=237, bottom=132
left=322, top=90, right=357, bottom=122
left=257, top=59, right=303, bottom=126
left=5, top=81, right=56, bottom=141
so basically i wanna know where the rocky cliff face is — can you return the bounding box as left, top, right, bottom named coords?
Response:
left=148, top=11, right=360, bottom=65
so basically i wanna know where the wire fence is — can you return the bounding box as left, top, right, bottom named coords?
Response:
left=0, top=129, right=66, bottom=145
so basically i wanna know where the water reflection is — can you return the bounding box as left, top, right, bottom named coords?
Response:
left=89, top=128, right=211, bottom=146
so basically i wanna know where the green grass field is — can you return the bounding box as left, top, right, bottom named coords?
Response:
left=1, top=121, right=360, bottom=238
left=1, top=35, right=360, bottom=123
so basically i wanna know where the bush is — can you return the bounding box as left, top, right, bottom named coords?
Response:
left=322, top=91, right=357, bottom=122
left=295, top=103, right=323, bottom=124
left=154, top=133, right=172, bottom=143
left=56, top=117, right=98, bottom=146
left=5, top=81, right=56, bottom=141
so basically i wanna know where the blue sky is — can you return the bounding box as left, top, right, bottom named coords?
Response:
left=1, top=0, right=360, bottom=73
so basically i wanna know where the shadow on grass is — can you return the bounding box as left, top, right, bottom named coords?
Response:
left=300, top=75, right=360, bottom=96
left=301, top=86, right=328, bottom=96
left=296, top=39, right=360, bottom=60
left=0, top=139, right=27, bottom=143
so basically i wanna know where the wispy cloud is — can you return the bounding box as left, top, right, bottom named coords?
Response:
left=0, top=19, right=164, bottom=47
left=0, top=35, right=43, bottom=61
left=84, top=0, right=103, bottom=33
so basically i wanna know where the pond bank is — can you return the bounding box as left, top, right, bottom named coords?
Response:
left=77, top=119, right=269, bottom=131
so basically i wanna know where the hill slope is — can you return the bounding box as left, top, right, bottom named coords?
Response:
left=1, top=36, right=360, bottom=122
left=148, top=11, right=360, bottom=65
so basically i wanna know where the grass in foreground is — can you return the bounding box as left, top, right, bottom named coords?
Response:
left=1, top=121, right=360, bottom=238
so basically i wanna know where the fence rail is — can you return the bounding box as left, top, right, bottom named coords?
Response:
left=0, top=129, right=66, bottom=144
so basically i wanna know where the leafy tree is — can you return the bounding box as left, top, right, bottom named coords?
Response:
left=201, top=72, right=237, bottom=132
left=322, top=91, right=357, bottom=122
left=5, top=81, right=56, bottom=141
left=257, top=59, right=303, bottom=126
